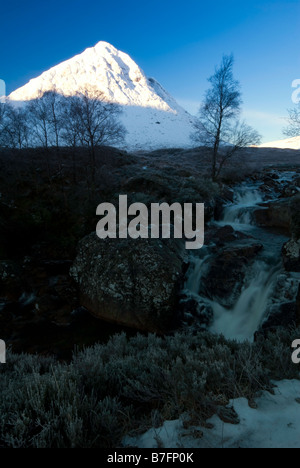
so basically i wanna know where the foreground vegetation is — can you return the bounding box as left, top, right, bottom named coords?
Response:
left=0, top=327, right=299, bottom=448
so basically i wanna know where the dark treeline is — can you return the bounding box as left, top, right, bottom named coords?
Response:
left=0, top=86, right=127, bottom=152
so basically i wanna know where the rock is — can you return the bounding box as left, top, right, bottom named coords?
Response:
left=282, top=194, right=300, bottom=272
left=70, top=233, right=185, bottom=333
left=214, top=187, right=234, bottom=220
left=253, top=199, right=291, bottom=232
left=280, top=185, right=299, bottom=198
left=290, top=194, right=300, bottom=239
left=269, top=172, right=280, bottom=180
left=205, top=225, right=250, bottom=246
left=292, top=176, right=300, bottom=188
left=178, top=295, right=214, bottom=328
left=271, top=273, right=300, bottom=304
left=203, top=240, right=263, bottom=307
left=217, top=406, right=240, bottom=425
left=282, top=239, right=300, bottom=272
left=254, top=194, right=300, bottom=235
left=297, top=286, right=300, bottom=325
left=221, top=187, right=235, bottom=203
left=262, top=302, right=297, bottom=330
left=260, top=175, right=280, bottom=192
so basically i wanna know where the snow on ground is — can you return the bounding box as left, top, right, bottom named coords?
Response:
left=124, top=380, right=300, bottom=448
left=259, top=136, right=300, bottom=150
left=120, top=106, right=195, bottom=150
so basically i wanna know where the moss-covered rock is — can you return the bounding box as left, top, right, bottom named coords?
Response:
left=70, top=233, right=186, bottom=333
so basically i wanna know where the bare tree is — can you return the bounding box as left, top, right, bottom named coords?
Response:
left=59, top=95, right=82, bottom=182
left=74, top=87, right=126, bottom=148
left=5, top=104, right=29, bottom=149
left=0, top=103, right=29, bottom=149
left=192, top=55, right=261, bottom=180
left=64, top=86, right=127, bottom=180
left=26, top=92, right=53, bottom=148
left=215, top=121, right=261, bottom=179
left=59, top=95, right=81, bottom=148
left=283, top=106, right=300, bottom=138
left=0, top=102, right=7, bottom=147
left=42, top=91, right=63, bottom=149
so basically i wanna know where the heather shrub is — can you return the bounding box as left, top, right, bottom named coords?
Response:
left=0, top=328, right=299, bottom=448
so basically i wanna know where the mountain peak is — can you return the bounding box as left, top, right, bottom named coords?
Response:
left=9, top=42, right=196, bottom=150
left=9, top=41, right=170, bottom=110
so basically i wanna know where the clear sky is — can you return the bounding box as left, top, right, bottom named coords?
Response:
left=1, top=0, right=299, bottom=142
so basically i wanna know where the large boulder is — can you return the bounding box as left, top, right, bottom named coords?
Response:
left=70, top=233, right=185, bottom=333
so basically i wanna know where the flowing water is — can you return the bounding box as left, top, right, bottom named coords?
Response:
left=183, top=179, right=292, bottom=342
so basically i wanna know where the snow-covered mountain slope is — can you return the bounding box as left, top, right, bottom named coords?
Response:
left=259, top=136, right=300, bottom=150
left=9, top=41, right=197, bottom=150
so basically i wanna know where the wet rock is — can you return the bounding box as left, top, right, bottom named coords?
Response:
left=282, top=239, right=300, bottom=272
left=221, top=187, right=235, bottom=203
left=214, top=187, right=235, bottom=220
left=271, top=273, right=300, bottom=304
left=253, top=199, right=291, bottom=232
left=205, top=225, right=250, bottom=246
left=292, top=176, right=300, bottom=188
left=297, top=286, right=300, bottom=324
left=260, top=175, right=280, bottom=192
left=178, top=295, right=214, bottom=328
left=280, top=185, right=299, bottom=198
left=254, top=194, right=300, bottom=236
left=262, top=302, right=297, bottom=330
left=70, top=233, right=185, bottom=333
left=290, top=194, right=300, bottom=239
left=203, top=240, right=263, bottom=307
left=282, top=194, right=300, bottom=271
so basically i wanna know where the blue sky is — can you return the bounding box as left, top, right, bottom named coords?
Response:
left=1, top=0, right=299, bottom=142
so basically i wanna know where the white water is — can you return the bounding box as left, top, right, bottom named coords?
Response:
left=184, top=182, right=288, bottom=341
left=222, top=185, right=263, bottom=226
left=210, top=261, right=280, bottom=341
left=184, top=254, right=210, bottom=296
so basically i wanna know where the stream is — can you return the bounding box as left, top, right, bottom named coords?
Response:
left=183, top=172, right=299, bottom=341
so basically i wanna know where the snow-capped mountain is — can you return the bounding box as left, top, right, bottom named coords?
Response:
left=259, top=136, right=300, bottom=150
left=9, top=41, right=197, bottom=150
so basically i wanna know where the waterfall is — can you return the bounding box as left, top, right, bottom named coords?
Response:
left=184, top=253, right=210, bottom=296
left=222, top=185, right=263, bottom=226
left=183, top=182, right=287, bottom=342
left=210, top=261, right=279, bottom=341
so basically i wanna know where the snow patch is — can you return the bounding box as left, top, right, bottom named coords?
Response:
left=259, top=136, right=300, bottom=150
left=124, top=380, right=300, bottom=448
